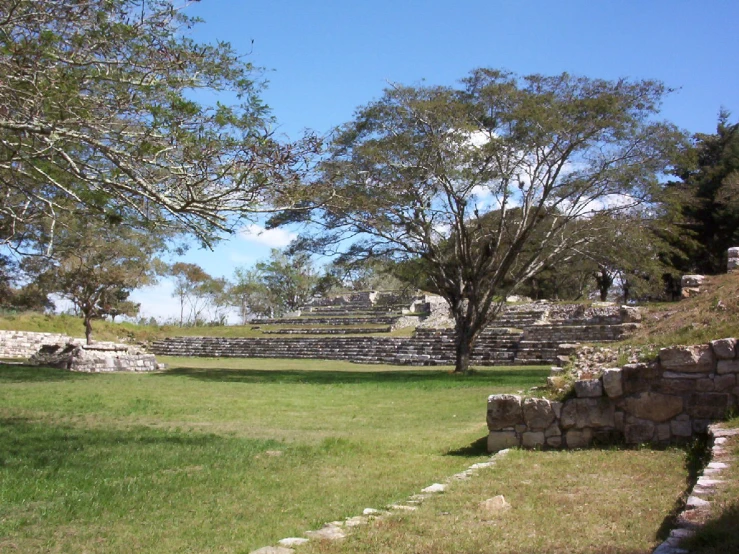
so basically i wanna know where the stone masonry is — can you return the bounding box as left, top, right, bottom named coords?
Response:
left=487, top=338, right=739, bottom=451
left=0, top=330, right=77, bottom=358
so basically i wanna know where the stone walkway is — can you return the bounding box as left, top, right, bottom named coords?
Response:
left=653, top=424, right=738, bottom=554
left=248, top=450, right=512, bottom=554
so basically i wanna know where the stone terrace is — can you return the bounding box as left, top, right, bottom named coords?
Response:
left=151, top=295, right=638, bottom=366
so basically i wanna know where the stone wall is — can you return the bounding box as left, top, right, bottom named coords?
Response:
left=0, top=330, right=78, bottom=358
left=487, top=338, right=739, bottom=451
left=30, top=342, right=160, bottom=372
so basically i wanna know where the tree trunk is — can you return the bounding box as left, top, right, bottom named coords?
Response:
left=84, top=314, right=93, bottom=345
left=454, top=331, right=475, bottom=374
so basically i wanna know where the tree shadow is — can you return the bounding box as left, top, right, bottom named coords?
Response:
left=0, top=363, right=96, bottom=383
left=152, top=366, right=549, bottom=388
left=445, top=436, right=489, bottom=457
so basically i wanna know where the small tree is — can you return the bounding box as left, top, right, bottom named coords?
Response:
left=34, top=221, right=160, bottom=343
left=275, top=69, right=684, bottom=373
left=169, top=263, right=227, bottom=326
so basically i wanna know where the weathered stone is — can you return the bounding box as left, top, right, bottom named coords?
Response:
left=487, top=395, right=523, bottom=431
left=305, top=525, right=346, bottom=541
left=656, top=423, right=671, bottom=442
left=614, top=411, right=625, bottom=431
left=602, top=368, right=623, bottom=397
left=561, top=398, right=615, bottom=429
left=621, top=392, right=683, bottom=422
left=514, top=424, right=527, bottom=434
left=522, top=398, right=555, bottom=430
left=696, top=378, right=715, bottom=392
left=681, top=274, right=705, bottom=288
left=544, top=423, right=561, bottom=437
left=621, top=363, right=654, bottom=394
left=662, top=371, right=704, bottom=380
left=521, top=431, right=545, bottom=448
left=714, top=374, right=736, bottom=391
left=421, top=483, right=446, bottom=493
left=619, top=305, right=642, bottom=323
left=710, top=338, right=737, bottom=360
left=729, top=257, right=739, bottom=271
left=624, top=420, right=655, bottom=443
left=251, top=547, right=295, bottom=554
left=278, top=538, right=309, bottom=547
left=487, top=431, right=519, bottom=452
left=729, top=247, right=739, bottom=257
left=560, top=401, right=576, bottom=429
left=717, top=360, right=739, bottom=374
left=575, top=379, right=603, bottom=398
left=671, top=416, right=692, bottom=437
left=565, top=428, right=593, bottom=448
left=687, top=393, right=729, bottom=419
left=479, top=495, right=511, bottom=514
left=546, top=436, right=562, bottom=448
left=657, top=379, right=702, bottom=394
left=659, top=345, right=715, bottom=373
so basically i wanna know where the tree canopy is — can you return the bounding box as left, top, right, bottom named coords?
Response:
left=273, top=69, right=684, bottom=372
left=0, top=0, right=313, bottom=254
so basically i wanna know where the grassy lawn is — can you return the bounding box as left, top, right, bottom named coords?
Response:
left=0, top=358, right=548, bottom=553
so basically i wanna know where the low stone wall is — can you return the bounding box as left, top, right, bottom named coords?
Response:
left=0, top=330, right=78, bottom=358
left=30, top=342, right=160, bottom=372
left=487, top=338, right=739, bottom=451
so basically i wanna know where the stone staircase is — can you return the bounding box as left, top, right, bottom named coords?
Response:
left=151, top=295, right=637, bottom=366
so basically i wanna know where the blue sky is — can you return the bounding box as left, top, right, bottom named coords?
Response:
left=131, top=0, right=739, bottom=322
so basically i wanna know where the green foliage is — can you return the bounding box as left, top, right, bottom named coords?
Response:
left=0, top=0, right=313, bottom=252
left=277, top=69, right=684, bottom=372
left=664, top=111, right=739, bottom=274
left=169, top=262, right=228, bottom=326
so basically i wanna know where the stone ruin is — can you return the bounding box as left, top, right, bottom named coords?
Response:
left=487, top=338, right=739, bottom=451
left=30, top=341, right=162, bottom=372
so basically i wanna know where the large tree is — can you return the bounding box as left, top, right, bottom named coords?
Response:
left=275, top=69, right=683, bottom=373
left=0, top=0, right=312, bottom=254
left=665, top=111, right=739, bottom=274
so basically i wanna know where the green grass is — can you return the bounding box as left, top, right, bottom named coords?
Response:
left=0, top=358, right=548, bottom=553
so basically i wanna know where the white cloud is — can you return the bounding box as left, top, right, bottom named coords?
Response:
left=238, top=224, right=297, bottom=248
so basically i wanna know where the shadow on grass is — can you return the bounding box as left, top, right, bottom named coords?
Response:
left=445, top=436, right=489, bottom=457
left=151, top=366, right=549, bottom=388
left=0, top=417, right=270, bottom=470
left=0, top=363, right=96, bottom=383
left=683, top=501, right=739, bottom=553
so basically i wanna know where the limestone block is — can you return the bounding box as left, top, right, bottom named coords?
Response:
left=659, top=344, right=715, bottom=373
left=671, top=415, right=692, bottom=437
left=717, top=360, right=739, bottom=374
left=575, top=379, right=603, bottom=398
left=710, top=338, right=737, bottom=360
left=561, top=398, right=615, bottom=429
left=624, top=420, right=655, bottom=444
left=621, top=363, right=658, bottom=394
left=614, top=411, right=625, bottom=431
left=602, top=368, right=623, bottom=397
left=714, top=374, right=736, bottom=391
left=521, top=431, right=545, bottom=448
left=487, top=431, right=520, bottom=452
left=565, top=428, right=593, bottom=448
left=487, top=395, right=523, bottom=431
left=656, top=378, right=701, bottom=395
left=662, top=371, right=703, bottom=380
left=546, top=436, right=562, bottom=448
left=729, top=247, right=739, bottom=257
left=656, top=423, right=671, bottom=442
left=729, top=257, right=739, bottom=271
left=681, top=274, right=705, bottom=288
left=619, top=305, right=642, bottom=323
left=551, top=401, right=562, bottom=419
left=544, top=423, right=562, bottom=437
left=522, top=398, right=556, bottom=430
left=620, top=392, right=683, bottom=422
left=687, top=393, right=729, bottom=419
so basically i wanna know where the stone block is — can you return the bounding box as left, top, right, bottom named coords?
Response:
left=575, top=379, right=603, bottom=398
left=656, top=423, right=671, bottom=442
left=546, top=436, right=562, bottom=448
left=544, top=423, right=562, bottom=437
left=624, top=420, right=655, bottom=444
left=687, top=393, right=729, bottom=419
left=487, top=394, right=523, bottom=431
left=602, top=368, right=623, bottom=397
left=522, top=398, right=556, bottom=430
left=681, top=274, right=705, bottom=288
left=696, top=378, right=715, bottom=392
left=620, top=392, right=683, bottom=422
left=565, top=428, right=593, bottom=448
left=521, top=431, right=545, bottom=448
left=487, top=431, right=520, bottom=452
left=562, top=398, right=615, bottom=429
left=729, top=247, right=739, bottom=257
left=614, top=411, right=625, bottom=431
left=659, top=344, right=715, bottom=373
left=621, top=364, right=654, bottom=394
left=551, top=401, right=562, bottom=419
left=717, top=360, right=739, bottom=374
left=656, top=378, right=701, bottom=395
left=714, top=373, right=736, bottom=391
left=710, top=338, right=737, bottom=360
left=671, top=416, right=692, bottom=437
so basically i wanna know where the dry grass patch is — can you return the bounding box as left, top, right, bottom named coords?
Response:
left=300, top=448, right=689, bottom=554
